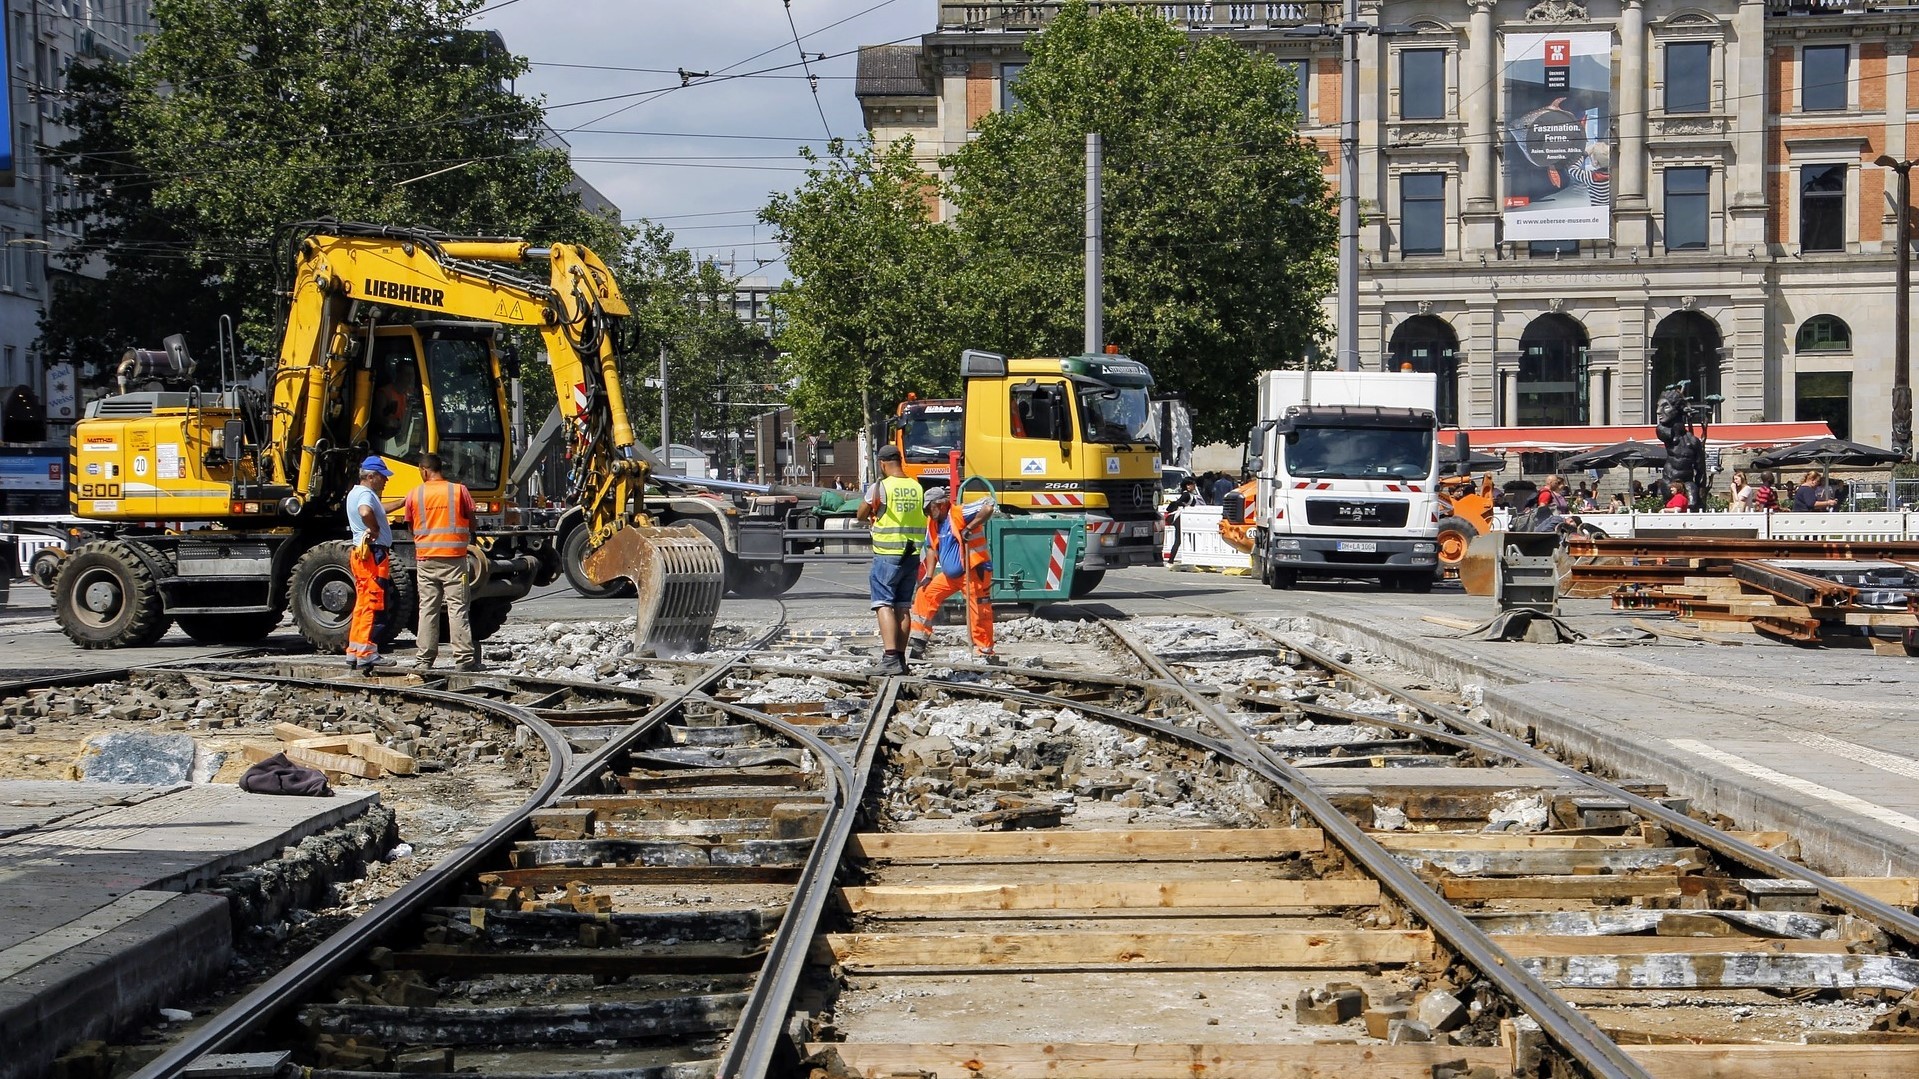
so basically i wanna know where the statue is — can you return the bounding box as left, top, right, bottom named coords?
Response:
left=1655, top=382, right=1709, bottom=511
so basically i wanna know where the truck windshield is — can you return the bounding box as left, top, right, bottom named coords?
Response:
left=1284, top=426, right=1434, bottom=480
left=424, top=335, right=503, bottom=489
left=1077, top=385, right=1155, bottom=444
left=901, top=411, right=963, bottom=462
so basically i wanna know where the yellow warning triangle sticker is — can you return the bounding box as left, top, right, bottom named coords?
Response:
left=493, top=298, right=525, bottom=320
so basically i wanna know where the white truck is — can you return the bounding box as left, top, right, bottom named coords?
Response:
left=1239, top=371, right=1454, bottom=592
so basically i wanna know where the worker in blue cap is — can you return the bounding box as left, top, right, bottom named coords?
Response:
left=345, top=456, right=395, bottom=671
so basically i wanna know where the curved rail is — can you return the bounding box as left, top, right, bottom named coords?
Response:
left=1101, top=623, right=1658, bottom=1079
left=126, top=669, right=570, bottom=1079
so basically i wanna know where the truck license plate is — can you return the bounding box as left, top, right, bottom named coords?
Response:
left=1336, top=541, right=1377, bottom=553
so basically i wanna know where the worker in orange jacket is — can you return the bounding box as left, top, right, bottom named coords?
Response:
left=907, top=485, right=1000, bottom=663
left=402, top=452, right=481, bottom=671
left=345, top=456, right=395, bottom=672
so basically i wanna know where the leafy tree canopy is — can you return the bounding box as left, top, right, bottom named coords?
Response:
left=947, top=2, right=1333, bottom=444
left=763, top=2, right=1333, bottom=447
left=760, top=137, right=959, bottom=443
left=44, top=0, right=622, bottom=382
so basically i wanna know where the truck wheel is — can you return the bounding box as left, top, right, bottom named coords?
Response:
left=1267, top=565, right=1296, bottom=590
left=731, top=562, right=802, bottom=598
left=1435, top=516, right=1479, bottom=570
left=562, top=525, right=634, bottom=599
left=55, top=540, right=171, bottom=649
left=1067, top=568, right=1105, bottom=598
left=29, top=548, right=64, bottom=590
left=176, top=612, right=282, bottom=645
left=1394, top=571, right=1436, bottom=594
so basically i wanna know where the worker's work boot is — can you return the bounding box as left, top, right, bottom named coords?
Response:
left=975, top=649, right=1005, bottom=667
left=906, top=636, right=928, bottom=660
left=874, top=652, right=907, bottom=676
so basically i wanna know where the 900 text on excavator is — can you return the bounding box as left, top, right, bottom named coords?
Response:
left=51, top=220, right=724, bottom=657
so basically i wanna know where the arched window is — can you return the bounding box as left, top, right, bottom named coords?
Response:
left=1650, top=311, right=1722, bottom=407
left=1387, top=315, right=1460, bottom=425
left=1517, top=313, right=1590, bottom=426
left=1795, top=314, right=1852, bottom=353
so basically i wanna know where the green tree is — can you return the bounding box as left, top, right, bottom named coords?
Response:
left=43, top=0, right=621, bottom=382
left=760, top=137, right=960, bottom=449
left=946, top=2, right=1333, bottom=443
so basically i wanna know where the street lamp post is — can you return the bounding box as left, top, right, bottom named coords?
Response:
left=1288, top=7, right=1413, bottom=373
left=1876, top=153, right=1915, bottom=460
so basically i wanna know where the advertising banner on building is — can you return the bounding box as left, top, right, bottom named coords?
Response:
left=1503, top=31, right=1612, bottom=241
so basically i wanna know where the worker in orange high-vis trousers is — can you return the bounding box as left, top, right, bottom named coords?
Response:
left=402, top=452, right=481, bottom=672
left=907, top=485, right=1000, bottom=664
left=345, top=456, right=396, bottom=672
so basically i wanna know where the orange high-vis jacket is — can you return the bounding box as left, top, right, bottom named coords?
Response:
left=922, top=502, right=989, bottom=577
left=403, top=479, right=476, bottom=559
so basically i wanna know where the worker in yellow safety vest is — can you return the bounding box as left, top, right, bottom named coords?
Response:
left=856, top=445, right=925, bottom=675
left=402, top=452, right=481, bottom=672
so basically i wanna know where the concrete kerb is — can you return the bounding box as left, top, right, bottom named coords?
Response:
left=1299, top=608, right=1919, bottom=879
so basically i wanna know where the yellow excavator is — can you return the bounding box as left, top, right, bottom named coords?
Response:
left=54, top=220, right=723, bottom=654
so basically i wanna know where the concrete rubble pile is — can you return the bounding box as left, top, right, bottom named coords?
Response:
left=882, top=698, right=1269, bottom=825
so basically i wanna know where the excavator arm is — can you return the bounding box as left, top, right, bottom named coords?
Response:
left=270, top=222, right=723, bottom=653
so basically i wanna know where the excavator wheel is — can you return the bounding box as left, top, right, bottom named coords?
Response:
left=290, top=541, right=415, bottom=653
left=562, top=523, right=635, bottom=599
left=54, top=540, right=172, bottom=649
left=1435, top=515, right=1480, bottom=573
left=583, top=524, right=727, bottom=657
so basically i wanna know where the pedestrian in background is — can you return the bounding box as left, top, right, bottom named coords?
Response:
left=857, top=445, right=925, bottom=675
left=1754, top=472, right=1779, bottom=511
left=1792, top=470, right=1838, bottom=512
left=1209, top=472, right=1235, bottom=504
left=907, top=485, right=1000, bottom=664
left=403, top=452, right=480, bottom=672
left=1728, top=469, right=1755, bottom=511
left=1165, top=476, right=1200, bottom=565
left=345, top=457, right=395, bottom=672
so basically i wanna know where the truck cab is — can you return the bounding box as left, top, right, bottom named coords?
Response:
left=1246, top=371, right=1443, bottom=591
left=959, top=350, right=1163, bottom=588
left=890, top=395, right=963, bottom=486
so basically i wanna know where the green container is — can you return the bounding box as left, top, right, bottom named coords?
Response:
left=987, top=512, right=1083, bottom=604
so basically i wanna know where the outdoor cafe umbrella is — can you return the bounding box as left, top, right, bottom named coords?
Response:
left=1752, top=436, right=1906, bottom=510
left=1439, top=444, right=1505, bottom=476
left=1554, top=440, right=1667, bottom=472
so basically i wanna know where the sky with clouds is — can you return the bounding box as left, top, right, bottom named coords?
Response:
left=481, top=0, right=933, bottom=279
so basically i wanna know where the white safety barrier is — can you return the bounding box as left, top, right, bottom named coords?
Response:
left=1570, top=511, right=1919, bottom=541
left=1166, top=506, right=1252, bottom=570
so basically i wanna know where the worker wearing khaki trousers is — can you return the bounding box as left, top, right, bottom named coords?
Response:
left=402, top=453, right=481, bottom=671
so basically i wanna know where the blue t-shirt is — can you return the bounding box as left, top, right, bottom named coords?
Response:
left=346, top=484, right=392, bottom=546
left=930, top=500, right=992, bottom=576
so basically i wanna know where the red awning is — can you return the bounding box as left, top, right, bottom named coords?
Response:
left=1460, top=422, right=1835, bottom=453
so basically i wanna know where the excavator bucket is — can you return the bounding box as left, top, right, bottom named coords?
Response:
left=582, top=525, right=727, bottom=656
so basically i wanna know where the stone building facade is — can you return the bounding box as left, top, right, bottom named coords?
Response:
left=859, top=0, right=1919, bottom=447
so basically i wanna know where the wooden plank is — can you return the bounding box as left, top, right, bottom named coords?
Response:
left=1397, top=847, right=1708, bottom=877
left=485, top=866, right=801, bottom=889
left=345, top=737, right=416, bottom=775
left=1372, top=832, right=1650, bottom=850
left=1629, top=1045, right=1919, bottom=1079
left=287, top=744, right=381, bottom=779
left=275, top=721, right=329, bottom=742
left=837, top=879, right=1382, bottom=914
left=816, top=930, right=1432, bottom=971
left=1441, top=875, right=1683, bottom=901
left=1420, top=614, right=1479, bottom=631
left=808, top=1042, right=1510, bottom=1079
left=1494, top=935, right=1849, bottom=958
left=300, top=992, right=747, bottom=1046
left=1756, top=877, right=1919, bottom=906
left=1522, top=952, right=1919, bottom=992
left=848, top=829, right=1323, bottom=862
left=1844, top=611, right=1919, bottom=627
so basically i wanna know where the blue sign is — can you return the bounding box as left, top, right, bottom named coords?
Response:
left=0, top=452, right=61, bottom=491
left=0, top=14, right=12, bottom=185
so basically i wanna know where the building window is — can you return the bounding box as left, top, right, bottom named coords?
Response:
left=1400, top=49, right=1445, bottom=120
left=1800, top=164, right=1846, bottom=252
left=1802, top=45, right=1848, bottom=112
left=1796, top=372, right=1852, bottom=439
left=1528, top=239, right=1580, bottom=258
left=1000, top=63, right=1025, bottom=112
left=1663, top=167, right=1709, bottom=251
left=1795, top=314, right=1852, bottom=352
left=1281, top=58, right=1310, bottom=117
left=1665, top=42, right=1710, bottom=114
left=1400, top=172, right=1445, bottom=256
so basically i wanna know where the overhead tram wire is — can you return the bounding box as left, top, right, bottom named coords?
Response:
left=783, top=0, right=835, bottom=142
